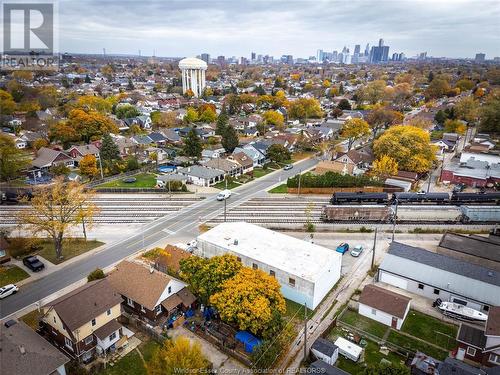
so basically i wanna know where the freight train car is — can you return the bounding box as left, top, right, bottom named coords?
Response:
left=321, top=205, right=390, bottom=222
left=330, top=192, right=389, bottom=205
left=461, top=206, right=500, bottom=222
left=394, top=192, right=450, bottom=204
left=395, top=206, right=462, bottom=222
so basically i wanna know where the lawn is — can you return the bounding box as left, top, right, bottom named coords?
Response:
left=268, top=184, right=288, bottom=193
left=97, top=173, right=158, bottom=188
left=0, top=265, right=29, bottom=287
left=252, top=168, right=274, bottom=178
left=214, top=180, right=242, bottom=190
left=284, top=298, right=313, bottom=321
left=292, top=152, right=314, bottom=162
left=99, top=339, right=160, bottom=375
left=339, top=309, right=389, bottom=339
left=20, top=309, right=43, bottom=330
left=36, top=238, right=104, bottom=265
left=401, top=310, right=458, bottom=350
left=387, top=331, right=449, bottom=360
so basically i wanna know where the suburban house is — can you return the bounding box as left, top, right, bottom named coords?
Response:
left=177, top=165, right=225, bottom=186
left=153, top=245, right=192, bottom=276
left=456, top=306, right=500, bottom=367
left=66, top=144, right=100, bottom=165
left=433, top=139, right=457, bottom=155
left=334, top=147, right=374, bottom=173
left=358, top=284, right=411, bottom=330
left=40, top=278, right=129, bottom=363
left=233, top=145, right=266, bottom=167
left=378, top=242, right=500, bottom=312
left=310, top=337, right=339, bottom=365
left=229, top=152, right=254, bottom=173
left=32, top=147, right=75, bottom=171
left=1, top=320, right=70, bottom=375
left=203, top=158, right=243, bottom=178
left=107, top=261, right=195, bottom=326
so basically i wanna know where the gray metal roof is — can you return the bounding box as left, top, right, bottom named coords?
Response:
left=311, top=338, right=338, bottom=357
left=439, top=233, right=500, bottom=263
left=380, top=242, right=500, bottom=306
left=178, top=165, right=224, bottom=179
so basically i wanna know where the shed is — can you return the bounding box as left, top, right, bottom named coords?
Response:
left=310, top=337, right=339, bottom=365
left=385, top=178, right=412, bottom=192
left=235, top=331, right=261, bottom=353
left=358, top=284, right=411, bottom=330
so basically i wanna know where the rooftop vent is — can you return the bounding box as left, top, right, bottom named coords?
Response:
left=233, top=239, right=238, bottom=245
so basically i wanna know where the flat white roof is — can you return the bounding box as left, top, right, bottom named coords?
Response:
left=197, top=222, right=341, bottom=283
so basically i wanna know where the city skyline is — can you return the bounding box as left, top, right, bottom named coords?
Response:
left=57, top=0, right=500, bottom=59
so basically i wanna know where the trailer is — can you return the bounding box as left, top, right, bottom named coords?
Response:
left=461, top=206, right=500, bottom=222
left=334, top=337, right=362, bottom=362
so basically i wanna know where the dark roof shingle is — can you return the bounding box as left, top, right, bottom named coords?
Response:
left=359, top=284, right=411, bottom=319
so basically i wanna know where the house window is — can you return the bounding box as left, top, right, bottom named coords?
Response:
left=155, top=305, right=162, bottom=315
left=418, top=283, right=424, bottom=290
left=91, top=319, right=96, bottom=326
left=252, top=263, right=258, bottom=270
left=433, top=289, right=440, bottom=295
left=289, top=278, right=296, bottom=287
left=466, top=347, right=477, bottom=357
left=65, top=337, right=73, bottom=350
left=269, top=270, right=275, bottom=277
left=127, top=297, right=134, bottom=307
left=371, top=308, right=377, bottom=315
left=109, top=332, right=117, bottom=341
left=483, top=305, right=490, bottom=312
left=107, top=309, right=112, bottom=316
left=168, top=286, right=172, bottom=294
left=53, top=316, right=57, bottom=323
left=489, top=353, right=500, bottom=365
left=84, top=336, right=93, bottom=345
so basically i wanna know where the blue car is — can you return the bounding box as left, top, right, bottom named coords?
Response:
left=336, top=243, right=349, bottom=254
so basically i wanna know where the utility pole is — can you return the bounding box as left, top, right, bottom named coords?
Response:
left=297, top=171, right=302, bottom=197
left=391, top=200, right=398, bottom=242
left=426, top=169, right=432, bottom=192
left=224, top=197, right=227, bottom=222
left=371, top=227, right=377, bottom=270
left=303, top=302, right=308, bottom=362
left=98, top=153, right=104, bottom=179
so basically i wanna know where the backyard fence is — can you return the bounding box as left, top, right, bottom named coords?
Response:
left=120, top=313, right=167, bottom=344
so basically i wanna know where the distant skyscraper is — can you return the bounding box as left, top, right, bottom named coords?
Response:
left=418, top=52, right=427, bottom=60
left=281, top=55, right=293, bottom=64
left=370, top=44, right=389, bottom=63
left=317, top=49, right=324, bottom=62
left=475, top=53, right=486, bottom=62
left=216, top=55, right=226, bottom=66
left=364, top=43, right=370, bottom=56
left=354, top=45, right=361, bottom=54
left=379, top=38, right=384, bottom=47
left=200, top=53, right=210, bottom=64
left=251, top=52, right=256, bottom=61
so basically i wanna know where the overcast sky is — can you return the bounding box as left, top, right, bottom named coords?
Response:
left=58, top=0, right=500, bottom=59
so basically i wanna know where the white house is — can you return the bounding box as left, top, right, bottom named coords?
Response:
left=311, top=338, right=339, bottom=365
left=177, top=165, right=225, bottom=187
left=358, top=284, right=411, bottom=330
left=197, top=222, right=342, bottom=309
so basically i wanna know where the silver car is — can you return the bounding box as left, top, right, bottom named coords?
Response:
left=0, top=284, right=19, bottom=299
left=350, top=245, right=364, bottom=257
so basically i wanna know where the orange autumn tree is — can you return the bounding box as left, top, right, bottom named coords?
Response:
left=210, top=267, right=286, bottom=337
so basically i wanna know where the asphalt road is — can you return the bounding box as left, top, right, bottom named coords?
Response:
left=0, top=158, right=318, bottom=319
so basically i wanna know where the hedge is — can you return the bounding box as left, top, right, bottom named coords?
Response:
left=286, top=171, right=383, bottom=188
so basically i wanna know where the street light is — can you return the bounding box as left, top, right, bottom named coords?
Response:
left=391, top=198, right=398, bottom=242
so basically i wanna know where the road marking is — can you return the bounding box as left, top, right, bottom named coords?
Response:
left=163, top=229, right=176, bottom=235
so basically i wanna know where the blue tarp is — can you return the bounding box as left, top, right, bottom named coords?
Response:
left=235, top=331, right=261, bottom=353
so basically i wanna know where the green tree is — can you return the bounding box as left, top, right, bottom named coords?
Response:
left=425, top=78, right=450, bottom=99
left=221, top=125, right=239, bottom=153
left=444, top=119, right=466, bottom=135
left=127, top=78, right=135, bottom=90
left=87, top=268, right=105, bottom=282
left=479, top=90, right=500, bottom=132
left=115, top=104, right=140, bottom=119
left=179, top=254, right=242, bottom=303
left=263, top=110, right=285, bottom=130
left=337, top=98, right=351, bottom=110
left=267, top=144, right=291, bottom=163
left=183, top=107, right=199, bottom=123
left=455, top=79, right=474, bottom=92
left=100, top=133, right=120, bottom=163
left=0, top=134, right=30, bottom=181
left=216, top=112, right=228, bottom=135
left=199, top=109, right=217, bottom=123
left=360, top=80, right=386, bottom=104
left=0, top=90, right=17, bottom=115
left=362, top=362, right=410, bottom=375
left=434, top=110, right=448, bottom=126
left=182, top=128, right=202, bottom=158
left=454, top=96, right=479, bottom=123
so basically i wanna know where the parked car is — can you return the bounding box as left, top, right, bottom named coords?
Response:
left=0, top=284, right=18, bottom=299
left=350, top=245, right=364, bottom=257
left=336, top=243, right=349, bottom=254
left=22, top=256, right=45, bottom=272
left=284, top=164, right=293, bottom=170
left=453, top=183, right=466, bottom=193
left=217, top=189, right=232, bottom=201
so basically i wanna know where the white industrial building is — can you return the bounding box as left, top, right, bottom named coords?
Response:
left=378, top=242, right=500, bottom=312
left=197, top=222, right=342, bottom=309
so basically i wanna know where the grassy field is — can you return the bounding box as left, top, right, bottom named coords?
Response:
left=284, top=298, right=313, bottom=321
left=36, top=239, right=104, bottom=264
left=0, top=265, right=29, bottom=287
left=98, top=339, right=160, bottom=375
left=20, top=309, right=43, bottom=330
left=339, top=309, right=389, bottom=339
left=401, top=310, right=458, bottom=350
left=268, top=184, right=288, bottom=193
left=213, top=180, right=242, bottom=190
left=387, top=331, right=448, bottom=360
left=97, top=173, right=157, bottom=188
left=252, top=168, right=274, bottom=178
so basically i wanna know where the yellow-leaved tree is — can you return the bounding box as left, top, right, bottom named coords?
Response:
left=210, top=267, right=286, bottom=337
left=79, top=154, right=99, bottom=179
left=372, top=155, right=398, bottom=179
left=147, top=336, right=211, bottom=375
left=373, top=125, right=436, bottom=173
left=340, top=118, right=370, bottom=150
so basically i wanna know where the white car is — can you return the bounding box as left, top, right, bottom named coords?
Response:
left=350, top=245, right=364, bottom=257
left=217, top=189, right=232, bottom=201
left=0, top=284, right=19, bottom=299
